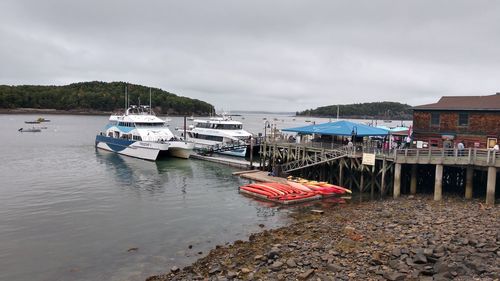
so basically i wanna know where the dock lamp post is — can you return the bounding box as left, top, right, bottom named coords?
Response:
left=264, top=121, right=271, bottom=141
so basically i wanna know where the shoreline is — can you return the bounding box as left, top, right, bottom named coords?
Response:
left=0, top=108, right=208, bottom=117
left=147, top=196, right=499, bottom=281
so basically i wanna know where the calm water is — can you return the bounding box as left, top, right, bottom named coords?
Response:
left=0, top=113, right=405, bottom=281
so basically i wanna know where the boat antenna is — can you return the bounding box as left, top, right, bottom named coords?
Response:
left=149, top=88, right=152, bottom=114
left=336, top=105, right=339, bottom=120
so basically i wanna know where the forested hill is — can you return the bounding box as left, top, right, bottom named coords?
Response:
left=297, top=102, right=412, bottom=119
left=0, top=81, right=214, bottom=115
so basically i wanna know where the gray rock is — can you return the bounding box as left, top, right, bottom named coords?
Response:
left=423, top=248, right=434, bottom=256
left=298, top=269, right=315, bottom=280
left=226, top=271, right=237, bottom=278
left=209, top=266, right=221, bottom=275
left=267, top=248, right=280, bottom=259
left=382, top=271, right=406, bottom=281
left=270, top=261, right=283, bottom=271
left=432, top=272, right=452, bottom=281
left=170, top=266, right=180, bottom=273
left=381, top=211, right=392, bottom=218
left=413, top=253, right=428, bottom=264
left=392, top=248, right=402, bottom=257
left=434, top=244, right=446, bottom=253
left=286, top=258, right=296, bottom=268
left=326, top=263, right=344, bottom=272
left=254, top=255, right=263, bottom=261
left=240, top=268, right=251, bottom=274
left=465, top=259, right=487, bottom=274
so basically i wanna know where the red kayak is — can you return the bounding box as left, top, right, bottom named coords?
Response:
left=240, top=186, right=277, bottom=198
left=261, top=182, right=305, bottom=194
left=247, top=183, right=285, bottom=196
left=277, top=193, right=318, bottom=201
left=304, top=184, right=345, bottom=194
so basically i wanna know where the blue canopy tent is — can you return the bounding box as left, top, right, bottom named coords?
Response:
left=282, top=120, right=389, bottom=137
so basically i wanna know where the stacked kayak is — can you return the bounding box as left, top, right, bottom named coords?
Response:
left=239, top=179, right=351, bottom=204
left=287, top=177, right=352, bottom=195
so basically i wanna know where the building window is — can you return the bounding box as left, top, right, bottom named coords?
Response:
left=458, top=113, right=469, bottom=127
left=430, top=112, right=440, bottom=126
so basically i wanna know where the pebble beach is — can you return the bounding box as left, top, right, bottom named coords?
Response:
left=147, top=196, right=499, bottom=281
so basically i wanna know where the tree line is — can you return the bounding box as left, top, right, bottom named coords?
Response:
left=0, top=81, right=214, bottom=115
left=297, top=101, right=412, bottom=119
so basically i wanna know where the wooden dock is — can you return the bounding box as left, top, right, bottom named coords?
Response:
left=260, top=141, right=499, bottom=205
left=190, top=153, right=260, bottom=169
left=237, top=171, right=288, bottom=184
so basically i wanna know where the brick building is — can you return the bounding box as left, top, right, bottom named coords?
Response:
left=412, top=93, right=500, bottom=149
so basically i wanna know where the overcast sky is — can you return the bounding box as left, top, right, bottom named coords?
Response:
left=1, top=1, right=499, bottom=111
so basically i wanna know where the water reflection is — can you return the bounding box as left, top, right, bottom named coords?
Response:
left=94, top=149, right=194, bottom=194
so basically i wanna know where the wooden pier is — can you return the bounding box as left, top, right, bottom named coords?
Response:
left=260, top=141, right=500, bottom=205
left=190, top=153, right=260, bottom=170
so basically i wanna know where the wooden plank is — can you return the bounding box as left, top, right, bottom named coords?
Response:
left=232, top=170, right=260, bottom=176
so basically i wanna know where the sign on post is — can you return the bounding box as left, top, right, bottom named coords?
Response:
left=362, top=153, right=375, bottom=166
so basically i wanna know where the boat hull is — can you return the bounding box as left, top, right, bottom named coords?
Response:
left=95, top=135, right=165, bottom=161
left=219, top=147, right=247, bottom=157
left=167, top=141, right=195, bottom=159
left=95, top=135, right=195, bottom=161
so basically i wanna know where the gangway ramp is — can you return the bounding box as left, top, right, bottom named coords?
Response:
left=281, top=149, right=347, bottom=173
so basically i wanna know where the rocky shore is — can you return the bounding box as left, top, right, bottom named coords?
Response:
left=147, top=196, right=499, bottom=281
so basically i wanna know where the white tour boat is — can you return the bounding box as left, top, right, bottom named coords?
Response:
left=182, top=115, right=252, bottom=157
left=95, top=105, right=194, bottom=161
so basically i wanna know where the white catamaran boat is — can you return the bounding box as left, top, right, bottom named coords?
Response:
left=95, top=105, right=194, bottom=161
left=182, top=115, right=252, bottom=157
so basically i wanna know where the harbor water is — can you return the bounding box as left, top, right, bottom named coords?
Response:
left=0, top=113, right=405, bottom=281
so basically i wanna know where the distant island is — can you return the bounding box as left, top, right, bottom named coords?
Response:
left=296, top=101, right=412, bottom=120
left=0, top=81, right=214, bottom=116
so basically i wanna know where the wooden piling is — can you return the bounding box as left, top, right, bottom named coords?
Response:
left=434, top=164, right=443, bottom=201
left=381, top=157, right=387, bottom=196
left=410, top=164, right=417, bottom=195
left=465, top=166, right=473, bottom=199
left=393, top=163, right=401, bottom=199
left=486, top=167, right=497, bottom=205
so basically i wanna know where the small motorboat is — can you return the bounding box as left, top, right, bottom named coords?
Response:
left=37, top=117, right=51, bottom=122
left=18, top=127, right=41, bottom=132
left=25, top=120, right=40, bottom=124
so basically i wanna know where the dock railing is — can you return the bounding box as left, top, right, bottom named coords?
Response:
left=264, top=139, right=500, bottom=167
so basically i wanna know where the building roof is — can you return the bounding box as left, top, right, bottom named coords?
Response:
left=413, top=93, right=500, bottom=111
left=282, top=120, right=389, bottom=136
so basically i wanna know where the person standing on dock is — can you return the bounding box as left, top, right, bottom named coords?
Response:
left=347, top=139, right=353, bottom=154
left=457, top=140, right=465, bottom=156
left=492, top=143, right=499, bottom=152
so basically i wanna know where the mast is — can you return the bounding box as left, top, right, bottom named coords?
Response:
left=336, top=105, right=339, bottom=120
left=149, top=88, right=152, bottom=114
left=124, top=85, right=127, bottom=111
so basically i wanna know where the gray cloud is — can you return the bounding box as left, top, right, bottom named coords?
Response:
left=1, top=0, right=499, bottom=111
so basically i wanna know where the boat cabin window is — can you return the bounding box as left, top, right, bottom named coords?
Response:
left=194, top=134, right=224, bottom=142
left=195, top=123, right=242, bottom=130
left=108, top=132, right=113, bottom=137
left=135, top=122, right=164, bottom=127
left=195, top=122, right=211, bottom=128
left=118, top=122, right=135, bottom=127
